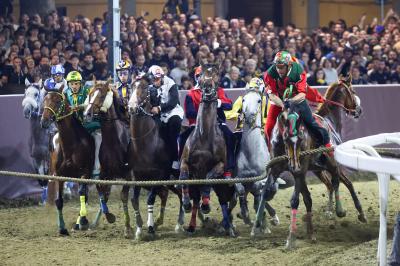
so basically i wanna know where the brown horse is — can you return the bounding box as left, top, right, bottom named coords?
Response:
left=128, top=75, right=184, bottom=239
left=40, top=85, right=95, bottom=235
left=180, top=63, right=235, bottom=236
left=82, top=80, right=129, bottom=229
left=256, top=74, right=366, bottom=249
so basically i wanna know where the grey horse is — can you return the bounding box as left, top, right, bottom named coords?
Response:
left=22, top=78, right=54, bottom=205
left=234, top=89, right=279, bottom=234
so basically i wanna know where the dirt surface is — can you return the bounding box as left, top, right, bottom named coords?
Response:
left=0, top=179, right=399, bottom=266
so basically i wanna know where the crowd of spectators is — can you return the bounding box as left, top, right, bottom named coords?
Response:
left=1, top=4, right=400, bottom=93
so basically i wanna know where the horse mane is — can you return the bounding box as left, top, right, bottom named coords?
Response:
left=316, top=81, right=340, bottom=114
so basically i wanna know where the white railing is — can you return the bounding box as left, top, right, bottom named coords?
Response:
left=335, top=132, right=400, bottom=266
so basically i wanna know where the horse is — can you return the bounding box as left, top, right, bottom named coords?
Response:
left=78, top=79, right=126, bottom=229
left=128, top=75, right=184, bottom=240
left=22, top=78, right=53, bottom=205
left=253, top=74, right=366, bottom=249
left=40, top=84, right=95, bottom=235
left=180, top=63, right=235, bottom=236
left=235, top=88, right=279, bottom=233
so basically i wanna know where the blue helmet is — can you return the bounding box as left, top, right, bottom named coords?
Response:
left=51, top=64, right=65, bottom=76
left=44, top=78, right=57, bottom=91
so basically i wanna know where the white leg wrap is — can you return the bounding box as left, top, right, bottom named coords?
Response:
left=91, top=130, right=102, bottom=175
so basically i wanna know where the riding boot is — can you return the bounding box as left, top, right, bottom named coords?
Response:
left=92, top=130, right=102, bottom=177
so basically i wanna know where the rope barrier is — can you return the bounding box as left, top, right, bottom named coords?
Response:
left=0, top=147, right=334, bottom=187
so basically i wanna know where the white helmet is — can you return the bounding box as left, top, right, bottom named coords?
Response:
left=148, top=65, right=164, bottom=80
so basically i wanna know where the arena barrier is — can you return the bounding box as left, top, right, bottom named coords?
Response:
left=335, top=132, right=400, bottom=266
left=1, top=84, right=400, bottom=198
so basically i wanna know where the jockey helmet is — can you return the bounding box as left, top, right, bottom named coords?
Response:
left=247, top=77, right=265, bottom=94
left=51, top=64, right=65, bottom=76
left=273, top=51, right=292, bottom=67
left=116, top=60, right=131, bottom=72
left=116, top=60, right=132, bottom=84
left=66, top=71, right=82, bottom=83
left=44, top=78, right=57, bottom=91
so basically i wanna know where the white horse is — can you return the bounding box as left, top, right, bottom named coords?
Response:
left=22, top=78, right=54, bottom=205
left=235, top=89, right=279, bottom=233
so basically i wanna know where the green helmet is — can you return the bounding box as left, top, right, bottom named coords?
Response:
left=273, top=51, right=292, bottom=66
left=66, top=71, right=82, bottom=82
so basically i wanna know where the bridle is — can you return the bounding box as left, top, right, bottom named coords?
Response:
left=43, top=92, right=74, bottom=122
left=242, top=89, right=263, bottom=130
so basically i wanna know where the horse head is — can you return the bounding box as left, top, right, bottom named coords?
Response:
left=22, top=78, right=42, bottom=119
left=278, top=107, right=303, bottom=173
left=40, top=84, right=67, bottom=128
left=320, top=73, right=362, bottom=119
left=84, top=78, right=114, bottom=119
left=198, top=63, right=220, bottom=102
left=242, top=89, right=262, bottom=129
left=128, top=74, right=152, bottom=116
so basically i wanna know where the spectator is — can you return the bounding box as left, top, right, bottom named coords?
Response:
left=179, top=75, right=192, bottom=90
left=309, top=68, right=328, bottom=86
left=220, top=66, right=246, bottom=89
left=170, top=56, right=188, bottom=85
left=351, top=67, right=368, bottom=85
left=390, top=64, right=400, bottom=84
left=8, top=56, right=26, bottom=85
left=321, top=57, right=338, bottom=85
left=81, top=53, right=95, bottom=80
left=369, top=60, right=390, bottom=84
left=0, top=73, right=8, bottom=91
left=132, top=54, right=148, bottom=76
left=64, top=54, right=82, bottom=74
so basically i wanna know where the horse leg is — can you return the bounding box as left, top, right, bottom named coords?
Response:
left=154, top=187, right=168, bottom=228
left=121, top=185, right=133, bottom=238
left=325, top=164, right=347, bottom=218
left=187, top=186, right=200, bottom=234
left=180, top=150, right=192, bottom=212
left=78, top=182, right=90, bottom=231
left=37, top=160, right=48, bottom=206
left=55, top=181, right=68, bottom=235
left=200, top=185, right=211, bottom=214
left=339, top=169, right=367, bottom=223
left=96, top=183, right=116, bottom=225
left=314, top=170, right=334, bottom=219
left=215, top=184, right=236, bottom=237
left=251, top=180, right=270, bottom=237
left=300, top=176, right=316, bottom=242
left=147, top=186, right=159, bottom=237
left=131, top=186, right=143, bottom=240
left=168, top=185, right=185, bottom=233
left=238, top=190, right=252, bottom=225
left=285, top=176, right=301, bottom=250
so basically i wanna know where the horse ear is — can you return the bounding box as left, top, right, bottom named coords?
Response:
left=25, top=78, right=30, bottom=87
left=58, top=84, right=64, bottom=92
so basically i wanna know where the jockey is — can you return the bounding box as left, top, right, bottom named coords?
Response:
left=64, top=70, right=102, bottom=177
left=116, top=60, right=133, bottom=104
left=225, top=77, right=269, bottom=152
left=148, top=65, right=184, bottom=177
left=264, top=51, right=332, bottom=155
left=50, top=64, right=67, bottom=90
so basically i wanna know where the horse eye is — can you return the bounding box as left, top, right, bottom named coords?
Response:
left=258, top=99, right=261, bottom=103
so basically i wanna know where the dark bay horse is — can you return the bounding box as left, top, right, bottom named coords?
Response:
left=128, top=75, right=184, bottom=239
left=254, top=74, right=366, bottom=249
left=180, top=63, right=235, bottom=236
left=41, top=85, right=95, bottom=235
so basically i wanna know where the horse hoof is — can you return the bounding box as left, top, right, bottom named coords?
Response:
left=243, top=215, right=252, bottom=226
left=135, top=228, right=142, bottom=241
left=147, top=226, right=156, bottom=238
left=79, top=217, right=89, bottom=231
left=336, top=209, right=347, bottom=218
left=270, top=215, right=280, bottom=226
left=200, top=203, right=211, bottom=214
left=285, top=233, right=297, bottom=250
left=174, top=223, right=184, bottom=234
left=310, top=234, right=317, bottom=243
left=59, top=228, right=69, bottom=236
left=124, top=227, right=133, bottom=239
left=185, top=225, right=196, bottom=235
left=358, top=213, right=367, bottom=223
left=228, top=228, right=237, bottom=238
left=72, top=224, right=80, bottom=231
left=105, top=213, right=116, bottom=224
